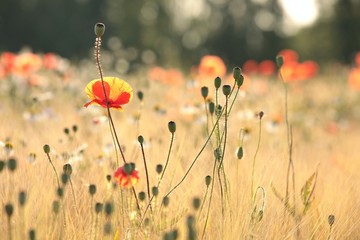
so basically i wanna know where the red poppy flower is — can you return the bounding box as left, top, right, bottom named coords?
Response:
left=114, top=164, right=140, bottom=188
left=198, top=55, right=227, bottom=78
left=84, top=77, right=133, bottom=110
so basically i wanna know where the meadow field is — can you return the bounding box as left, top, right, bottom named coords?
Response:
left=1, top=41, right=360, bottom=240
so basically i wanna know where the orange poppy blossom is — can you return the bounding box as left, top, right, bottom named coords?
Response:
left=114, top=163, right=140, bottom=188
left=348, top=67, right=360, bottom=91
left=198, top=55, right=227, bottom=78
left=84, top=77, right=133, bottom=110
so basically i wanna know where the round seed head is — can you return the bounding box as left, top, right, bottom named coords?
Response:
left=209, top=102, right=215, bottom=115
left=106, top=174, right=112, bottom=182
left=236, top=146, right=244, bottom=160
left=201, top=86, right=209, bottom=99
left=0, top=160, right=5, bottom=172
left=57, top=188, right=64, bottom=198
left=138, top=191, right=146, bottom=201
left=328, top=214, right=335, bottom=226
left=276, top=55, right=284, bottom=68
left=214, top=76, right=221, bottom=89
left=104, top=202, right=113, bottom=216
left=7, top=158, right=17, bottom=172
left=29, top=229, right=36, bottom=240
left=61, top=173, right=69, bottom=185
left=162, top=196, right=170, bottom=207
left=63, top=164, right=72, bottom=176
left=72, top=125, right=78, bottom=133
left=95, top=202, right=103, bottom=214
left=233, top=67, right=242, bottom=80
left=152, top=186, right=159, bottom=197
left=168, top=121, right=176, bottom=133
left=205, top=175, right=211, bottom=187
left=222, top=85, right=231, bottom=96
left=94, top=23, right=105, bottom=37
left=5, top=203, right=14, bottom=217
left=137, top=91, right=144, bottom=101
left=43, top=144, right=50, bottom=154
left=64, top=128, right=70, bottom=135
left=52, top=201, right=60, bottom=214
left=156, top=164, right=163, bottom=174
left=138, top=135, right=144, bottom=144
left=236, top=75, right=244, bottom=88
left=192, top=197, right=201, bottom=210
left=89, top=184, right=97, bottom=195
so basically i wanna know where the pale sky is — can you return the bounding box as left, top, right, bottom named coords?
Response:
left=280, top=0, right=319, bottom=26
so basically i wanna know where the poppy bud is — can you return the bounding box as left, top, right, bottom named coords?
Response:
left=61, top=173, right=69, bottom=185
left=152, top=186, right=159, bottom=197
left=162, top=196, right=170, bottom=207
left=209, top=102, right=215, bottom=115
left=63, top=164, right=72, bottom=176
left=57, top=187, right=64, bottom=198
left=138, top=191, right=146, bottom=201
left=52, top=201, right=60, bottom=214
left=95, top=202, right=103, bottom=214
left=89, top=184, right=97, bottom=195
left=233, top=67, right=242, bottom=80
left=138, top=135, right=144, bottom=144
left=94, top=23, right=105, bottom=37
left=222, top=85, right=231, bottom=96
left=328, top=215, right=335, bottom=226
left=64, top=128, right=70, bottom=135
left=43, top=144, right=50, bottom=154
left=205, top=175, right=211, bottom=187
left=72, top=125, right=78, bottom=133
left=104, top=202, right=113, bottom=216
left=236, top=75, right=244, bottom=88
left=276, top=55, right=284, bottom=68
left=192, top=197, right=201, bottom=210
left=106, top=174, right=111, bottom=182
left=124, top=163, right=135, bottom=175
left=201, top=87, right=209, bottom=99
left=5, top=203, right=14, bottom=217
left=236, top=147, right=244, bottom=160
left=7, top=158, right=17, bottom=172
left=214, top=77, right=221, bottom=89
left=137, top=91, right=144, bottom=101
left=168, top=121, right=176, bottom=133
left=29, top=229, right=36, bottom=240
left=156, top=164, right=163, bottom=174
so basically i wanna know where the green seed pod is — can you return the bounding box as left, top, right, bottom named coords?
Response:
left=19, top=191, right=27, bottom=206
left=104, top=222, right=112, bottom=235
left=72, top=125, right=78, bottom=133
left=137, top=91, right=144, bottom=101
left=94, top=23, right=105, bottom=37
left=162, top=196, right=170, bottom=207
left=168, top=121, right=176, bottom=133
left=29, top=229, right=36, bottom=240
left=63, top=164, right=72, bottom=176
left=236, top=146, right=244, bottom=160
left=138, top=135, right=144, bottom=144
left=192, top=197, right=201, bottom=210
left=106, top=174, right=111, bottom=182
left=205, top=175, right=211, bottom=187
left=64, top=128, right=70, bottom=135
left=124, top=163, right=134, bottom=175
left=138, top=191, right=146, bottom=201
left=152, top=186, right=159, bottom=197
left=201, top=86, right=209, bottom=99
left=0, top=160, right=5, bottom=172
left=43, top=144, right=50, bottom=154
left=52, top=201, right=60, bottom=214
left=209, top=102, right=215, bottom=115
left=236, top=75, right=244, bottom=88
left=276, top=55, right=284, bottom=68
left=222, top=85, right=231, bottom=96
left=89, top=184, right=97, bottom=195
left=328, top=215, right=335, bottom=226
left=233, top=67, right=242, bottom=80
left=5, top=203, right=14, bottom=217
left=214, top=77, right=221, bottom=89
left=7, top=158, right=17, bottom=172
left=61, top=173, right=69, bottom=185
left=95, top=202, right=103, bottom=214
left=57, top=188, right=64, bottom=198
left=104, top=202, right=113, bottom=216
left=156, top=164, right=163, bottom=174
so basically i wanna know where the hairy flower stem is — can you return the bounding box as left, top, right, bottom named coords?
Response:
left=139, top=141, right=152, bottom=211
left=95, top=36, right=141, bottom=213
left=202, top=161, right=217, bottom=239
left=159, top=132, right=175, bottom=184
left=95, top=37, right=126, bottom=165
left=251, top=116, right=263, bottom=200
left=45, top=152, right=60, bottom=190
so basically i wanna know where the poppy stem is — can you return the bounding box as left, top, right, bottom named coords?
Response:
left=94, top=36, right=127, bottom=164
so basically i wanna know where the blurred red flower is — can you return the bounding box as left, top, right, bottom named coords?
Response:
left=114, top=164, right=140, bottom=188
left=348, top=67, right=360, bottom=91
left=84, top=77, right=133, bottom=110
left=242, top=60, right=258, bottom=75
left=258, top=60, right=276, bottom=76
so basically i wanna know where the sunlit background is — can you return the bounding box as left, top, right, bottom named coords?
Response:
left=0, top=0, right=359, bottom=70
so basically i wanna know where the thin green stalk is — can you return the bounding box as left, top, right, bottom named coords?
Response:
left=159, top=132, right=175, bottom=185
left=251, top=115, right=263, bottom=200
left=202, top=160, right=217, bottom=239
left=139, top=140, right=151, bottom=209
left=45, top=152, right=60, bottom=190
left=69, top=178, right=80, bottom=216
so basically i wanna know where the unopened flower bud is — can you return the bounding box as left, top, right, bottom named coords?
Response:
left=328, top=214, right=335, bottom=226
left=43, top=144, right=50, bottom=154
left=138, top=191, right=146, bottom=201
left=19, top=191, right=27, bottom=206
left=89, top=184, right=97, bottom=195
left=95, top=202, right=103, bottom=214
left=201, top=87, right=209, bottom=99
left=236, top=75, right=244, bottom=88
left=137, top=91, right=144, bottom=101
left=168, top=121, right=176, bottom=133
left=205, top=175, right=211, bottom=187
left=209, top=102, right=215, bottom=115
left=162, top=196, right=170, bottom=207
left=276, top=55, right=284, bottom=68
left=94, top=23, right=105, bottom=37
left=192, top=197, right=201, bottom=210
left=138, top=135, right=144, bottom=144
left=152, top=186, right=159, bottom=197
left=214, top=77, right=221, bottom=89
left=63, top=164, right=72, bottom=176
left=233, top=67, right=242, bottom=80
left=222, top=85, right=231, bottom=96
left=156, top=164, right=163, bottom=174
left=8, top=158, right=17, bottom=172
left=5, top=203, right=14, bottom=217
